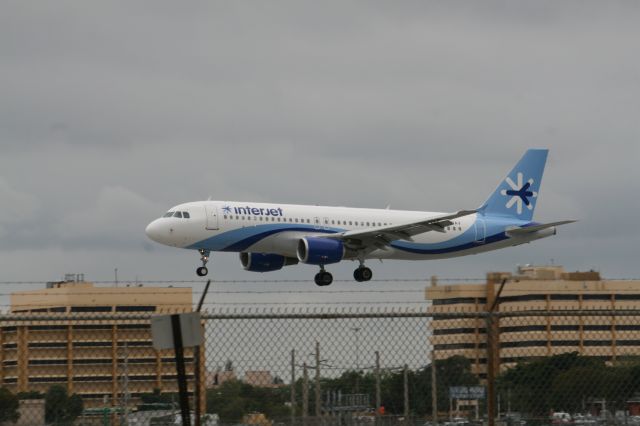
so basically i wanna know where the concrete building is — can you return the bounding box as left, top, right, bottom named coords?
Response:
left=0, top=276, right=205, bottom=411
left=426, top=265, right=640, bottom=379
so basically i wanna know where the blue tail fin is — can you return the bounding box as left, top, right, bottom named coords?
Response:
left=479, top=149, right=548, bottom=221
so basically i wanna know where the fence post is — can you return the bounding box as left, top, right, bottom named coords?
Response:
left=315, top=341, right=321, bottom=419
left=486, top=311, right=496, bottom=426
left=291, top=349, right=296, bottom=426
left=431, top=350, right=437, bottom=424
left=404, top=364, right=409, bottom=419
left=303, top=362, right=309, bottom=426
left=375, top=351, right=381, bottom=424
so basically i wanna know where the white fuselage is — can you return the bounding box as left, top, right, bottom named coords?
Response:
left=145, top=200, right=551, bottom=261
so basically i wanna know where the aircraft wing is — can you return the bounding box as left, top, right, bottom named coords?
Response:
left=506, top=220, right=576, bottom=236
left=321, top=210, right=477, bottom=251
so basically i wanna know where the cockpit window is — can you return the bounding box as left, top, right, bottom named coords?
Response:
left=174, top=211, right=183, bottom=218
left=183, top=212, right=190, bottom=218
left=163, top=212, right=174, bottom=218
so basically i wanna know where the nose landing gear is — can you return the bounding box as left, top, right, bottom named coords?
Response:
left=196, top=249, right=210, bottom=277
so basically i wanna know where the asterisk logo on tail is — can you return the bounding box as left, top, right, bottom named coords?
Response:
left=500, top=172, right=538, bottom=215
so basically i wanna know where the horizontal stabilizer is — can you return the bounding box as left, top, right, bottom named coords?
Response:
left=507, top=220, right=576, bottom=236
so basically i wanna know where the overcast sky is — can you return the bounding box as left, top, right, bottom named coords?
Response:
left=1, top=2, right=639, bottom=305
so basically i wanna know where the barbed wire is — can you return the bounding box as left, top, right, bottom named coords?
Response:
left=0, top=277, right=487, bottom=285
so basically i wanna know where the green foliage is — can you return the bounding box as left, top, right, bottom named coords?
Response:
left=44, top=385, right=84, bottom=425
left=138, top=388, right=177, bottom=411
left=17, top=390, right=44, bottom=400
left=206, top=380, right=290, bottom=423
left=305, top=355, right=478, bottom=416
left=205, top=356, right=477, bottom=422
left=0, top=387, right=20, bottom=423
left=498, top=352, right=640, bottom=416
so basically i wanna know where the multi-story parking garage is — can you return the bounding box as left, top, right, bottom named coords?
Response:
left=426, top=265, right=640, bottom=379
left=0, top=276, right=203, bottom=410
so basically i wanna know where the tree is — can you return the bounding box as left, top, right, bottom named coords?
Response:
left=138, top=388, right=177, bottom=411
left=0, top=387, right=20, bottom=423
left=44, top=385, right=84, bottom=425
left=494, top=352, right=640, bottom=416
left=206, top=380, right=290, bottom=423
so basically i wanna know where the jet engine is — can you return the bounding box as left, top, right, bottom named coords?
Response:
left=297, top=237, right=344, bottom=265
left=240, top=252, right=298, bottom=272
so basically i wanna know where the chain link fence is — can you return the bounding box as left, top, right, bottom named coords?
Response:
left=2, top=309, right=640, bottom=426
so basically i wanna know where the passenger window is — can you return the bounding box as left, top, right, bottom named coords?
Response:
left=349, top=221, right=353, bottom=225
left=331, top=220, right=335, bottom=224
left=174, top=211, right=183, bottom=218
left=295, top=218, right=299, bottom=223
left=183, top=212, right=190, bottom=219
left=223, top=215, right=227, bottom=219
left=163, top=212, right=173, bottom=218
left=366, top=222, right=370, bottom=226
left=307, top=219, right=310, bottom=223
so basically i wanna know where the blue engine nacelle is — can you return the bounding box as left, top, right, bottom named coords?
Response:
left=297, top=237, right=344, bottom=265
left=240, top=252, right=298, bottom=272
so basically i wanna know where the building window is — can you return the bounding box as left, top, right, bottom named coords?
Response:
left=116, top=306, right=156, bottom=312
left=550, top=294, right=580, bottom=301
left=582, top=294, right=612, bottom=301
left=500, top=325, right=547, bottom=333
left=501, top=340, right=548, bottom=348
left=433, top=297, right=483, bottom=305
left=71, top=306, right=112, bottom=313
left=550, top=325, right=580, bottom=331
left=500, top=295, right=547, bottom=303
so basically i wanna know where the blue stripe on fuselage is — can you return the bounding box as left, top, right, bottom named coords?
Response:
left=187, top=224, right=341, bottom=252
left=187, top=217, right=533, bottom=255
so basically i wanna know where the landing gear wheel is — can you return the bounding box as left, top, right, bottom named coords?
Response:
left=196, top=249, right=211, bottom=277
left=314, top=271, right=333, bottom=286
left=354, top=267, right=372, bottom=282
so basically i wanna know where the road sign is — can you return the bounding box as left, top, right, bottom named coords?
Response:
left=449, top=386, right=486, bottom=399
left=151, top=312, right=203, bottom=350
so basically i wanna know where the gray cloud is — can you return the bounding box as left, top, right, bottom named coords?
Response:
left=0, top=1, right=638, bottom=284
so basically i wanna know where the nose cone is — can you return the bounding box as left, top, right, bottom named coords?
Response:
left=145, top=219, right=165, bottom=244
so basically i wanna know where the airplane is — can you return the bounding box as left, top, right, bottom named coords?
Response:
left=145, top=149, right=575, bottom=286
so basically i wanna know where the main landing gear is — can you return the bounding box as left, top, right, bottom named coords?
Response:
left=353, top=266, right=373, bottom=282
left=196, top=249, right=210, bottom=277
left=314, top=266, right=333, bottom=286
left=353, top=257, right=372, bottom=282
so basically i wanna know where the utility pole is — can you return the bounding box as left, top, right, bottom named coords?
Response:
left=121, top=342, right=129, bottom=424
left=403, top=364, right=409, bottom=419
left=315, top=342, right=321, bottom=419
left=291, top=350, right=296, bottom=426
left=486, top=276, right=508, bottom=426
left=303, top=363, right=309, bottom=426
left=431, top=351, right=438, bottom=424
left=353, top=327, right=361, bottom=393
left=375, top=351, right=381, bottom=423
